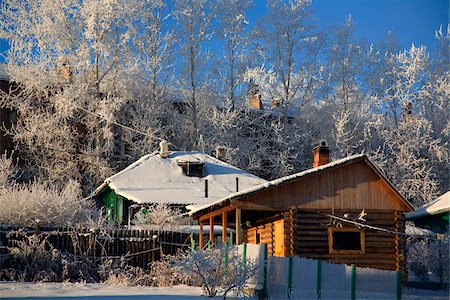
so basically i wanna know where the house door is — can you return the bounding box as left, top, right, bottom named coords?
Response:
left=274, top=219, right=285, bottom=256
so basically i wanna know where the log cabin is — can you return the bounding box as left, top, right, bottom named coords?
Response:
left=190, top=142, right=413, bottom=279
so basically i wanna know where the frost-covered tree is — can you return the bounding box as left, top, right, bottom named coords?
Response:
left=119, top=0, right=176, bottom=160
left=213, top=0, right=253, bottom=110
left=321, top=16, right=370, bottom=157
left=173, top=0, right=214, bottom=144
left=252, top=0, right=318, bottom=112
left=365, top=44, right=448, bottom=206
left=0, top=0, right=138, bottom=188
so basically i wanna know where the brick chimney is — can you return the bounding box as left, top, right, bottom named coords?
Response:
left=312, top=140, right=330, bottom=168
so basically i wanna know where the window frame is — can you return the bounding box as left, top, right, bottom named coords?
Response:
left=328, top=227, right=366, bottom=255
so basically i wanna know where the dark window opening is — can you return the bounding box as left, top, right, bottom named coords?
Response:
left=332, top=232, right=361, bottom=250
left=177, top=160, right=204, bottom=177
left=328, top=228, right=365, bottom=254
left=256, top=232, right=261, bottom=244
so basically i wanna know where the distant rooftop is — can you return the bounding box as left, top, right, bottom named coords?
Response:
left=407, top=191, right=450, bottom=220
left=94, top=151, right=267, bottom=206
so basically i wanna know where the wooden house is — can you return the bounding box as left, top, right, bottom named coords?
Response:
left=406, top=191, right=450, bottom=234
left=190, top=142, right=413, bottom=278
left=92, top=142, right=267, bottom=225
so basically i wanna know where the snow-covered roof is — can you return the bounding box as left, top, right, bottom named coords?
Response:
left=0, top=64, right=9, bottom=81
left=406, top=191, right=450, bottom=220
left=94, top=151, right=267, bottom=206
left=189, top=154, right=366, bottom=215
left=405, top=224, right=436, bottom=237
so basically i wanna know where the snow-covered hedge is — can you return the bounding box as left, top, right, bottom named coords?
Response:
left=0, top=154, right=94, bottom=226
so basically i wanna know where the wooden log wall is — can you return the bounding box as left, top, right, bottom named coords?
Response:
left=0, top=225, right=192, bottom=269
left=244, top=222, right=276, bottom=256
left=291, top=209, right=406, bottom=273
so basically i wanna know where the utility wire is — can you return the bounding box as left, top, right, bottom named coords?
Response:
left=327, top=214, right=448, bottom=241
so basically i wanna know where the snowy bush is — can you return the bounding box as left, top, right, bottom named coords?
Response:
left=407, top=238, right=449, bottom=287
left=173, top=245, right=258, bottom=298
left=0, top=153, right=94, bottom=226
left=98, top=256, right=152, bottom=286
left=0, top=229, right=98, bottom=282
left=133, top=203, right=185, bottom=231
left=149, top=255, right=181, bottom=287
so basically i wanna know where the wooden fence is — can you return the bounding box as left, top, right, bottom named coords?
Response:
left=0, top=225, right=193, bottom=269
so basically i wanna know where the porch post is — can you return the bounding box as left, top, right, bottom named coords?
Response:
left=209, top=215, right=214, bottom=247
left=222, top=211, right=227, bottom=244
left=235, top=207, right=242, bottom=244
left=199, top=220, right=204, bottom=249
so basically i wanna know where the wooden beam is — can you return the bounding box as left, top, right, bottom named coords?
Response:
left=199, top=220, right=204, bottom=249
left=230, top=200, right=281, bottom=211
left=236, top=207, right=241, bottom=245
left=209, top=216, right=214, bottom=247
left=199, top=205, right=235, bottom=222
left=222, top=211, right=227, bottom=244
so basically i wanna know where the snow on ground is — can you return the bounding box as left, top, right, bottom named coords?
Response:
left=0, top=282, right=207, bottom=300
left=1, top=282, right=449, bottom=300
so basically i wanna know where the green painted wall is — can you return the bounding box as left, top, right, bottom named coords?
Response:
left=97, top=186, right=124, bottom=225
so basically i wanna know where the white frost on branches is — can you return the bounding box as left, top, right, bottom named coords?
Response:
left=0, top=154, right=93, bottom=226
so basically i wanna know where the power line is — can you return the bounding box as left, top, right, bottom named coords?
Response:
left=326, top=214, right=448, bottom=241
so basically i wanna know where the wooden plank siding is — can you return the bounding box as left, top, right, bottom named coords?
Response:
left=239, top=160, right=410, bottom=212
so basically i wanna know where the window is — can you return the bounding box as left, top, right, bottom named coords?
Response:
left=177, top=160, right=204, bottom=177
left=328, top=227, right=365, bottom=254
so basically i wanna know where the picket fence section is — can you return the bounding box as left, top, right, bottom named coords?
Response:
left=0, top=225, right=192, bottom=268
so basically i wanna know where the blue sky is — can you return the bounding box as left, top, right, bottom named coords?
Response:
left=308, top=0, right=448, bottom=51
left=0, top=0, right=448, bottom=62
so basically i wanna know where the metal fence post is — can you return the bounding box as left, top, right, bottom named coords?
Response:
left=190, top=233, right=195, bottom=250
left=263, top=244, right=268, bottom=299
left=351, top=264, right=356, bottom=300
left=242, top=242, right=247, bottom=273
left=224, top=241, right=228, bottom=274
left=287, top=256, right=293, bottom=299
left=396, top=270, right=402, bottom=300
left=316, top=260, right=322, bottom=300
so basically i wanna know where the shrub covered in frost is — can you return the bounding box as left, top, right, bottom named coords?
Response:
left=173, top=245, right=258, bottom=298
left=0, top=230, right=98, bottom=282
left=0, top=154, right=94, bottom=226
left=98, top=256, right=153, bottom=286
left=149, top=255, right=181, bottom=287
left=407, top=238, right=449, bottom=287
